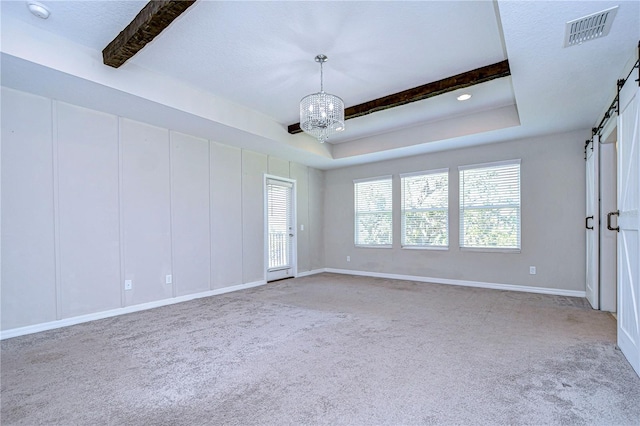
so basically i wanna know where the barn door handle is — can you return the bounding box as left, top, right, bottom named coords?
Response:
left=607, top=211, right=619, bottom=232
left=585, top=216, right=594, bottom=230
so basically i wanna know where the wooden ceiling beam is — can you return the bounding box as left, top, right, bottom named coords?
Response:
left=103, top=0, right=196, bottom=68
left=288, top=60, right=511, bottom=134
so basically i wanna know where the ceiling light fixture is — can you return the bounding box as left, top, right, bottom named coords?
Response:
left=27, top=1, right=50, bottom=19
left=457, top=94, right=472, bottom=101
left=299, top=54, right=345, bottom=144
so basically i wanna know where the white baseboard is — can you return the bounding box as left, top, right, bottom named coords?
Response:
left=0, top=280, right=266, bottom=340
left=1, top=269, right=587, bottom=340
left=296, top=269, right=326, bottom=278
left=324, top=268, right=586, bottom=298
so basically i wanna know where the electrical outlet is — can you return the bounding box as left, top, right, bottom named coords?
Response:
left=529, top=266, right=536, bottom=275
left=124, top=280, right=132, bottom=290
left=347, top=256, right=351, bottom=262
left=166, top=275, right=172, bottom=284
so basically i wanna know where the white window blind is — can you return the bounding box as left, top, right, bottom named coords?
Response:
left=267, top=179, right=293, bottom=270
left=401, top=169, right=448, bottom=248
left=459, top=160, right=521, bottom=251
left=354, top=176, right=392, bottom=247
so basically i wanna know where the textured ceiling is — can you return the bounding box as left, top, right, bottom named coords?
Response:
left=1, top=0, right=638, bottom=168
left=0, top=0, right=147, bottom=49
left=129, top=1, right=507, bottom=126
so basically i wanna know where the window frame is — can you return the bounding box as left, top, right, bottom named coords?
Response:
left=353, top=175, right=393, bottom=248
left=458, top=159, right=521, bottom=253
left=400, top=168, right=449, bottom=250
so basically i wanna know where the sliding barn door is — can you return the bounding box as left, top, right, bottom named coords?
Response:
left=266, top=177, right=296, bottom=282
left=586, top=137, right=599, bottom=309
left=617, top=77, right=640, bottom=377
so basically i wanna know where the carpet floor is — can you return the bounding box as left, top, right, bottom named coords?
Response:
left=1, top=273, right=639, bottom=425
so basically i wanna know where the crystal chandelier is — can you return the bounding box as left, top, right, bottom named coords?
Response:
left=300, top=54, right=345, bottom=143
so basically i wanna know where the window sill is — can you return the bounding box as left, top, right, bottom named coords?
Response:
left=402, top=246, right=448, bottom=251
left=355, top=244, right=392, bottom=249
left=460, top=247, right=521, bottom=254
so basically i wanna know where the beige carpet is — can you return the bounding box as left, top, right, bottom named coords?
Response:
left=2, top=273, right=639, bottom=425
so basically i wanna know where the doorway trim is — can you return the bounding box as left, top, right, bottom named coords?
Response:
left=586, top=136, right=599, bottom=309
left=263, top=174, right=297, bottom=282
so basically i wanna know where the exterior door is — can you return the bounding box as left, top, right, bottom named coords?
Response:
left=617, top=78, right=640, bottom=377
left=266, top=177, right=296, bottom=282
left=586, top=137, right=599, bottom=309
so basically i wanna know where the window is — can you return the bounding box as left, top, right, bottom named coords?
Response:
left=459, top=160, right=521, bottom=251
left=354, top=176, right=392, bottom=247
left=401, top=169, right=448, bottom=248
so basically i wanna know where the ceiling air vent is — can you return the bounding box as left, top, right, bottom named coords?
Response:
left=564, top=6, right=618, bottom=47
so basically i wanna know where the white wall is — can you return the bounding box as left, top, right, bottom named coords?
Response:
left=1, top=85, right=585, bottom=333
left=170, top=131, right=211, bottom=297
left=1, top=88, right=57, bottom=327
left=1, top=87, right=324, bottom=332
left=241, top=150, right=268, bottom=283
left=324, top=130, right=587, bottom=292
left=309, top=168, right=326, bottom=270
left=57, top=103, right=121, bottom=317
left=210, top=142, right=243, bottom=288
left=120, top=119, right=173, bottom=306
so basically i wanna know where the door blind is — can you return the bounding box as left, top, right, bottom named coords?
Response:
left=267, top=179, right=293, bottom=270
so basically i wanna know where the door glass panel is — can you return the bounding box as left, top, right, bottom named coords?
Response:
left=267, top=180, right=292, bottom=271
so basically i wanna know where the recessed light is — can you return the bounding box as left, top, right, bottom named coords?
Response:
left=27, top=2, right=50, bottom=19
left=457, top=94, right=472, bottom=101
